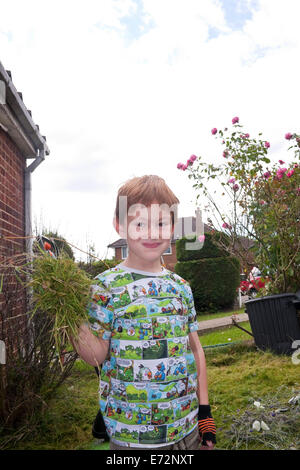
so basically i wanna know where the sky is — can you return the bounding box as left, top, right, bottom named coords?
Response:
left=1, top=0, right=300, bottom=261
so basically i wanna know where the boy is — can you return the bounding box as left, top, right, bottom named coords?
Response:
left=73, top=175, right=216, bottom=450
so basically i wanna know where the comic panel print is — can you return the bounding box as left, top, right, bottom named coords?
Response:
left=172, top=393, right=198, bottom=421
left=117, top=358, right=134, bottom=382
left=114, top=298, right=147, bottom=320
left=185, top=352, right=197, bottom=375
left=167, top=356, right=187, bottom=381
left=151, top=402, right=175, bottom=426
left=167, top=337, right=187, bottom=357
left=169, top=315, right=188, bottom=337
left=113, top=317, right=153, bottom=341
left=134, top=359, right=168, bottom=382
left=110, top=378, right=127, bottom=401
left=187, top=372, right=198, bottom=395
left=106, top=397, right=151, bottom=426
left=166, top=418, right=186, bottom=443
left=100, top=357, right=117, bottom=383
left=99, top=379, right=110, bottom=401
left=148, top=377, right=188, bottom=403
left=115, top=340, right=143, bottom=360
left=125, top=382, right=148, bottom=403
left=139, top=424, right=167, bottom=445
left=110, top=285, right=132, bottom=310
left=142, top=339, right=168, bottom=360
left=104, top=417, right=117, bottom=440
left=90, top=282, right=111, bottom=308
left=152, top=316, right=173, bottom=339
left=114, top=421, right=139, bottom=444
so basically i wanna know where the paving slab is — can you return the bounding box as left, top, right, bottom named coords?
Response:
left=198, top=312, right=249, bottom=335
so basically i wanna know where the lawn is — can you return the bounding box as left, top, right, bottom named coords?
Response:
left=2, top=318, right=299, bottom=451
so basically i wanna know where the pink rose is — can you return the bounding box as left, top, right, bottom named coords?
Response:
left=242, top=133, right=250, bottom=139
left=276, top=168, right=287, bottom=179
left=182, top=164, right=188, bottom=171
left=190, top=154, right=197, bottom=161
left=187, top=158, right=193, bottom=166
left=222, top=222, right=232, bottom=230
left=177, top=163, right=184, bottom=169
left=263, top=171, right=271, bottom=179
left=232, top=116, right=239, bottom=124
left=285, top=133, right=293, bottom=140
left=233, top=183, right=239, bottom=192
left=278, top=160, right=285, bottom=165
left=211, top=128, right=217, bottom=135
left=259, top=200, right=266, bottom=205
left=287, top=169, right=295, bottom=178
left=265, top=141, right=270, bottom=148
left=198, top=235, right=205, bottom=243
left=227, top=177, right=236, bottom=184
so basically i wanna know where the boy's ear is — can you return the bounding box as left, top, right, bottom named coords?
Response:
left=113, top=216, right=127, bottom=238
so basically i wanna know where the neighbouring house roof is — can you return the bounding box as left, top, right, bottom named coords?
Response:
left=107, top=216, right=214, bottom=248
left=0, top=61, right=50, bottom=157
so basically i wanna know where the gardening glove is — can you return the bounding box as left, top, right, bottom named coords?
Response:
left=198, top=404, right=216, bottom=446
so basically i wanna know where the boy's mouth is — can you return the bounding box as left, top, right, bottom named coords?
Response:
left=142, top=242, right=162, bottom=248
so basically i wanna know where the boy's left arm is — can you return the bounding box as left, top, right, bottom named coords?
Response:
left=189, top=331, right=216, bottom=449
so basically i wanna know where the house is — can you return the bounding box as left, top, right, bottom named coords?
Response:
left=108, top=215, right=214, bottom=272
left=0, top=62, right=49, bottom=359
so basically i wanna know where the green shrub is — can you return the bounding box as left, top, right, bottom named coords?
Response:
left=176, top=232, right=230, bottom=261
left=77, top=258, right=120, bottom=279
left=175, top=255, right=240, bottom=313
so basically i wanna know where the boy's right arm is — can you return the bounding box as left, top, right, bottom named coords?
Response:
left=71, top=323, right=110, bottom=367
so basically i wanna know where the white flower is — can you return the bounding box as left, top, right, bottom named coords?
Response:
left=252, top=420, right=261, bottom=431
left=261, top=421, right=270, bottom=431
left=288, top=395, right=300, bottom=405
left=254, top=401, right=265, bottom=409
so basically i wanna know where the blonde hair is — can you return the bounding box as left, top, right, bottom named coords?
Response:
left=114, top=175, right=180, bottom=226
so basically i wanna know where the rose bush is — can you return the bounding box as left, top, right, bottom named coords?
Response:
left=177, top=118, right=300, bottom=295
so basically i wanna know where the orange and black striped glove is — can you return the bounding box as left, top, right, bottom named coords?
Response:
left=198, top=405, right=216, bottom=446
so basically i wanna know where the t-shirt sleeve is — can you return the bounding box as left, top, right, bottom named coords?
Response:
left=185, top=283, right=200, bottom=333
left=86, top=278, right=114, bottom=340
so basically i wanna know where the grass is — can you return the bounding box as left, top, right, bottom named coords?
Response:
left=197, top=306, right=245, bottom=322
left=200, top=321, right=253, bottom=347
left=2, top=319, right=299, bottom=451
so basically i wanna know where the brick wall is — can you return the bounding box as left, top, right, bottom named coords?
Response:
left=0, top=126, right=27, bottom=356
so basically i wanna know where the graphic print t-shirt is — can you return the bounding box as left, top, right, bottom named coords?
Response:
left=86, top=262, right=200, bottom=448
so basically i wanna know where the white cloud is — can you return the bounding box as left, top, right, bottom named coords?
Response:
left=1, top=0, right=300, bottom=261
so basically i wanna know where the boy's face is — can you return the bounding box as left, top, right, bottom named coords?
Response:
left=115, top=201, right=175, bottom=263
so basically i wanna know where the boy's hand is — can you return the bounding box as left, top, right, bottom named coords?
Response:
left=198, top=404, right=216, bottom=450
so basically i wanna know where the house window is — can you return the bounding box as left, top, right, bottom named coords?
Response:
left=121, top=246, right=128, bottom=259
left=163, top=245, right=172, bottom=255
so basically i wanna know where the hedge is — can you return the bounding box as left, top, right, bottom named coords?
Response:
left=175, top=256, right=240, bottom=313
left=176, top=232, right=230, bottom=261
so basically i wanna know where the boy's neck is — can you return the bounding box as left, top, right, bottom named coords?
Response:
left=121, top=255, right=164, bottom=273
